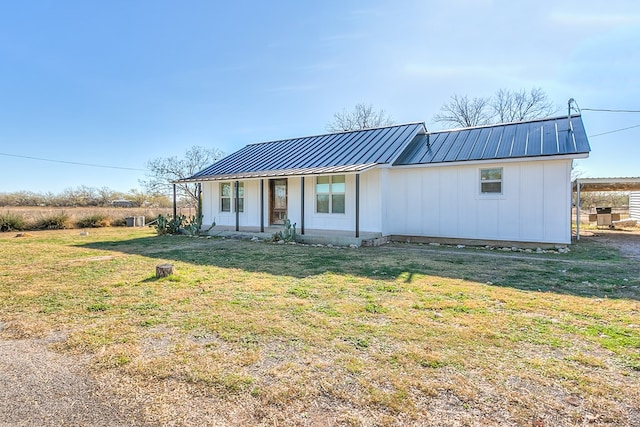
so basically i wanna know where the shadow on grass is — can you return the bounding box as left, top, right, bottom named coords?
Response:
left=77, top=234, right=640, bottom=301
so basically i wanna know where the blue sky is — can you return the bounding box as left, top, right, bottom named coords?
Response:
left=0, top=0, right=638, bottom=193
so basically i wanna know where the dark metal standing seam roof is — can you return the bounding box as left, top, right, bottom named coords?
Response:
left=185, top=122, right=426, bottom=181
left=393, top=115, right=590, bottom=166
left=182, top=115, right=590, bottom=182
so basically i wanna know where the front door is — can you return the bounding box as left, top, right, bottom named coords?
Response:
left=270, top=179, right=287, bottom=225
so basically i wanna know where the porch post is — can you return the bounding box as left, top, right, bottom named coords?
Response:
left=260, top=179, right=264, bottom=233
left=576, top=181, right=581, bottom=241
left=172, top=184, right=177, bottom=217
left=197, top=183, right=202, bottom=221
left=300, top=176, right=305, bottom=235
left=355, top=174, right=360, bottom=238
left=235, top=180, right=240, bottom=232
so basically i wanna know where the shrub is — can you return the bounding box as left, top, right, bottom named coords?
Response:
left=33, top=213, right=71, bottom=230
left=0, top=212, right=28, bottom=232
left=272, top=217, right=296, bottom=242
left=76, top=214, right=110, bottom=228
left=154, top=214, right=214, bottom=236
left=110, top=217, right=128, bottom=227
left=155, top=214, right=184, bottom=235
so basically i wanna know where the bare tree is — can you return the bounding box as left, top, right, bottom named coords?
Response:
left=491, top=88, right=557, bottom=123
left=434, top=88, right=558, bottom=128
left=142, top=145, right=224, bottom=206
left=433, top=95, right=492, bottom=128
left=327, top=103, right=394, bottom=132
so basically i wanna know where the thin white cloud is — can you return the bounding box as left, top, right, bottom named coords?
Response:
left=403, top=63, right=525, bottom=78
left=267, top=84, right=318, bottom=93
left=550, top=12, right=640, bottom=27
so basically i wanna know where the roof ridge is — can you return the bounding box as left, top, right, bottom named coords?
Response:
left=429, top=114, right=582, bottom=135
left=246, top=121, right=426, bottom=147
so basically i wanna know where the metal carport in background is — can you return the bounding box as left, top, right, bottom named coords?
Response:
left=573, top=177, right=640, bottom=240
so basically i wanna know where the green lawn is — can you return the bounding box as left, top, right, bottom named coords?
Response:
left=1, top=228, right=639, bottom=425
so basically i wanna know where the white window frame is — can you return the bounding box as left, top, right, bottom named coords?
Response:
left=220, top=182, right=244, bottom=213
left=315, top=175, right=346, bottom=214
left=479, top=168, right=503, bottom=194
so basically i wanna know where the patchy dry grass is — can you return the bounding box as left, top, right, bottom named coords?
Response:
left=1, top=228, right=639, bottom=426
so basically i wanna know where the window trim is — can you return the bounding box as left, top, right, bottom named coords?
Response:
left=220, top=181, right=244, bottom=213
left=220, top=182, right=232, bottom=212
left=315, top=175, right=346, bottom=214
left=479, top=167, right=503, bottom=195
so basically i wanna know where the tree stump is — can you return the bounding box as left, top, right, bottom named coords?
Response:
left=156, top=264, right=174, bottom=278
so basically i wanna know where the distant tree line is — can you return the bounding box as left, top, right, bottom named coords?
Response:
left=575, top=192, right=629, bottom=211
left=0, top=186, right=172, bottom=208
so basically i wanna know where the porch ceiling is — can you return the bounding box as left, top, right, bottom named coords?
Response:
left=573, top=177, right=640, bottom=192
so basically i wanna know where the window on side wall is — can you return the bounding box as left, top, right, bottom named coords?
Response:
left=480, top=168, right=502, bottom=194
left=220, top=182, right=244, bottom=212
left=316, top=175, right=345, bottom=214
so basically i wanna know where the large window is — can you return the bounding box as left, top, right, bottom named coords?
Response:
left=316, top=175, right=345, bottom=214
left=220, top=182, right=244, bottom=212
left=480, top=168, right=502, bottom=194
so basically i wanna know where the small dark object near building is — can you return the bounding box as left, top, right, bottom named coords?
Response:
left=596, top=207, right=611, bottom=214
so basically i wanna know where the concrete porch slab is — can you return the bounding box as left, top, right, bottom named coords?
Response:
left=205, top=226, right=382, bottom=247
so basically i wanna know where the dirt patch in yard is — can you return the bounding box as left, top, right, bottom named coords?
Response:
left=579, top=228, right=640, bottom=260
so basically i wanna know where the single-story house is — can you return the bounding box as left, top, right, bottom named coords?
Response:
left=180, top=115, right=590, bottom=245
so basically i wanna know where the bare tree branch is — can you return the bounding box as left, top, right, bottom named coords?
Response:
left=434, top=88, right=558, bottom=128
left=491, top=88, right=557, bottom=123
left=141, top=145, right=224, bottom=206
left=433, top=95, right=492, bottom=128
left=327, top=103, right=394, bottom=132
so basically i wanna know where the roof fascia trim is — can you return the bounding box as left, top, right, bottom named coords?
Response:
left=390, top=153, right=588, bottom=170
left=175, top=164, right=382, bottom=183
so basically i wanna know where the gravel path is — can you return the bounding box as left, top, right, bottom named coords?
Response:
left=0, top=333, right=146, bottom=427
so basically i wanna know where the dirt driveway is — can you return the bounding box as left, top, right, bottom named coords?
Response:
left=578, top=228, right=640, bottom=260
left=0, top=330, right=146, bottom=427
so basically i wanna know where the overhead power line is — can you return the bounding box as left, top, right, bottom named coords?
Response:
left=0, top=152, right=147, bottom=171
left=577, top=105, right=640, bottom=137
left=582, top=108, right=640, bottom=113
left=588, top=123, right=640, bottom=138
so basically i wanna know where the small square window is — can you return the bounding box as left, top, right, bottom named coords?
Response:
left=480, top=168, right=502, bottom=194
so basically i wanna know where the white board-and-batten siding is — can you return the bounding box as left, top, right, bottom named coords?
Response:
left=201, top=158, right=573, bottom=244
left=202, top=180, right=262, bottom=228
left=384, top=159, right=573, bottom=244
left=630, top=192, right=640, bottom=221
